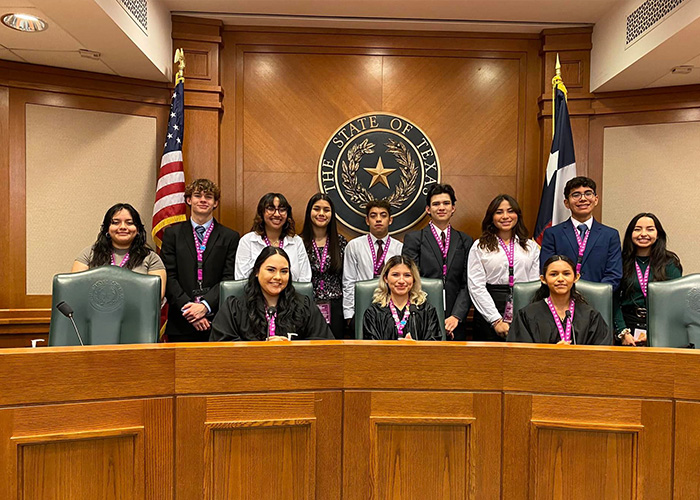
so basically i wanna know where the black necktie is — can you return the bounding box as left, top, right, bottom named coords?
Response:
left=441, top=231, right=446, bottom=248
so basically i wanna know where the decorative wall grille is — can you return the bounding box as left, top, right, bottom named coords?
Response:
left=117, top=0, right=147, bottom=33
left=626, top=0, right=685, bottom=46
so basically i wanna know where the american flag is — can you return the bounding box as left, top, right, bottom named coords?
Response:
left=152, top=77, right=187, bottom=250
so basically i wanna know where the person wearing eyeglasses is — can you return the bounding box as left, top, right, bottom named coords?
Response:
left=540, top=176, right=622, bottom=289
left=235, top=192, right=312, bottom=282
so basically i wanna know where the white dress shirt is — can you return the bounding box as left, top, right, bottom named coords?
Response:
left=467, top=237, right=540, bottom=324
left=342, top=234, right=403, bottom=319
left=571, top=216, right=593, bottom=234
left=235, top=232, right=312, bottom=282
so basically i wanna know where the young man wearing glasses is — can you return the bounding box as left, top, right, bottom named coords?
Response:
left=161, top=179, right=240, bottom=342
left=540, top=176, right=622, bottom=289
left=234, top=192, right=312, bottom=282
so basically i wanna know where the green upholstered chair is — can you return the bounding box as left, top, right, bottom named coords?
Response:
left=49, top=266, right=161, bottom=346
left=354, top=277, right=446, bottom=340
left=512, top=279, right=614, bottom=329
left=648, top=275, right=700, bottom=348
left=218, top=280, right=315, bottom=310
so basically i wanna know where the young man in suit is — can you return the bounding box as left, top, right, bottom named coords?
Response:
left=402, top=184, right=473, bottom=340
left=161, top=179, right=240, bottom=342
left=540, top=176, right=622, bottom=289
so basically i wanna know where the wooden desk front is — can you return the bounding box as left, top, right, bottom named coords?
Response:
left=0, top=342, right=698, bottom=499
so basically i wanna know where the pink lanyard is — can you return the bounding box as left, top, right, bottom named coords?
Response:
left=389, top=299, right=411, bottom=338
left=263, top=235, right=283, bottom=249
left=545, top=297, right=575, bottom=343
left=635, top=261, right=651, bottom=297
left=368, top=235, right=390, bottom=276
left=497, top=237, right=515, bottom=288
left=313, top=238, right=330, bottom=291
left=265, top=308, right=277, bottom=337
left=429, top=222, right=450, bottom=277
left=110, top=252, right=130, bottom=267
left=192, top=222, right=215, bottom=286
left=573, top=224, right=590, bottom=275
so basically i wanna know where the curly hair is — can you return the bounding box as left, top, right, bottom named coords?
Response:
left=89, top=203, right=152, bottom=270
left=251, top=193, right=296, bottom=238
left=372, top=255, right=427, bottom=307
left=185, top=178, right=221, bottom=201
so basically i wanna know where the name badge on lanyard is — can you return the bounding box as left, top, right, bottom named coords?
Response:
left=497, top=237, right=515, bottom=323
left=193, top=222, right=215, bottom=301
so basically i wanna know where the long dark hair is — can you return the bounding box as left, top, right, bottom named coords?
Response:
left=477, top=194, right=530, bottom=252
left=244, top=246, right=304, bottom=339
left=89, top=203, right=152, bottom=270
left=251, top=193, right=296, bottom=238
left=532, top=255, right=587, bottom=304
left=300, top=193, right=342, bottom=274
left=621, top=213, right=682, bottom=290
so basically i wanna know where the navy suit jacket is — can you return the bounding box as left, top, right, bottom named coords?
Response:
left=540, top=218, right=622, bottom=290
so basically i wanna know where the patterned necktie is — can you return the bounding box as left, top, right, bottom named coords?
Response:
left=577, top=224, right=588, bottom=239
left=441, top=231, right=446, bottom=248
left=195, top=225, right=206, bottom=242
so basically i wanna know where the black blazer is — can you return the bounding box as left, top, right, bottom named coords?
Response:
left=161, top=219, right=240, bottom=339
left=362, top=302, right=440, bottom=341
left=402, top=226, right=473, bottom=321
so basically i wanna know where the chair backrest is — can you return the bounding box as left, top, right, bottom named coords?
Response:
left=354, top=278, right=446, bottom=339
left=512, top=279, right=613, bottom=329
left=49, top=266, right=161, bottom=345
left=219, top=280, right=316, bottom=310
left=648, top=274, right=700, bottom=348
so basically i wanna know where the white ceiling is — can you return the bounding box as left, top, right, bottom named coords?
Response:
left=1, top=0, right=700, bottom=91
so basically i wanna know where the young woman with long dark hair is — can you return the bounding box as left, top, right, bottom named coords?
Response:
left=614, top=213, right=682, bottom=346
left=72, top=203, right=166, bottom=298
left=468, top=194, right=540, bottom=341
left=300, top=193, right=347, bottom=338
left=211, top=246, right=332, bottom=341
left=507, top=255, right=612, bottom=345
left=235, top=192, right=311, bottom=282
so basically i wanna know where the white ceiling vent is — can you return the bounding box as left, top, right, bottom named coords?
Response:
left=626, top=0, right=685, bottom=47
left=117, top=0, right=148, bottom=34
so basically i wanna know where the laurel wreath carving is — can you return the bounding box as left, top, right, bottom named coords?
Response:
left=341, top=138, right=418, bottom=210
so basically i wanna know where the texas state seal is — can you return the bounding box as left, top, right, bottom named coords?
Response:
left=318, top=113, right=441, bottom=234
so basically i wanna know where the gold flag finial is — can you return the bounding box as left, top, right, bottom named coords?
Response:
left=551, top=53, right=568, bottom=137
left=555, top=53, right=561, bottom=78
left=174, top=48, right=185, bottom=84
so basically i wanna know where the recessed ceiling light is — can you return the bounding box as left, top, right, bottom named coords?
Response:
left=2, top=13, right=48, bottom=33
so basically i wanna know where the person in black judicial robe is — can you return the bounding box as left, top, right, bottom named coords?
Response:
left=161, top=179, right=240, bottom=342
left=402, top=184, right=473, bottom=341
left=507, top=300, right=612, bottom=345
left=362, top=301, right=440, bottom=341
left=210, top=246, right=333, bottom=341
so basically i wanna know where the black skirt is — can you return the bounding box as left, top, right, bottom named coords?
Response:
left=472, top=284, right=510, bottom=342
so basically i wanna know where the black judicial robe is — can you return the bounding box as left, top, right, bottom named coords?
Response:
left=210, top=294, right=333, bottom=342
left=507, top=300, right=612, bottom=345
left=362, top=302, right=441, bottom=341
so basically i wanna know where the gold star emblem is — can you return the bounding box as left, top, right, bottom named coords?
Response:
left=364, top=157, right=396, bottom=189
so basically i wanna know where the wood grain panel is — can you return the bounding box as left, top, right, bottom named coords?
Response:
left=176, top=391, right=341, bottom=500
left=0, top=397, right=172, bottom=500
left=504, top=392, right=672, bottom=500
left=674, top=401, right=700, bottom=498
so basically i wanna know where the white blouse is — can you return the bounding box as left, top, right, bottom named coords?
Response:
left=234, top=232, right=312, bottom=282
left=468, top=237, right=540, bottom=324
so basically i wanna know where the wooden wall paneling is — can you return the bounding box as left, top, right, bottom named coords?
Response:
left=0, top=86, right=169, bottom=343
left=674, top=400, right=700, bottom=498
left=176, top=391, right=342, bottom=500
left=503, top=393, right=672, bottom=499
left=343, top=390, right=501, bottom=499
left=0, top=397, right=173, bottom=499
left=0, top=86, right=8, bottom=310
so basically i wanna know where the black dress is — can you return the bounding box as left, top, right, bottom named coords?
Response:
left=362, top=301, right=441, bottom=341
left=507, top=300, right=612, bottom=345
left=210, top=294, right=334, bottom=341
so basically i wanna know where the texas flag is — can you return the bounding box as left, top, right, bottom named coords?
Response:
left=534, top=82, right=576, bottom=244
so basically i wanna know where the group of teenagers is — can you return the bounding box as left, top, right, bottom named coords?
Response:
left=72, top=175, right=683, bottom=346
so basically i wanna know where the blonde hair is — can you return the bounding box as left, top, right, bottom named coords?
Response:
left=372, top=255, right=427, bottom=307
